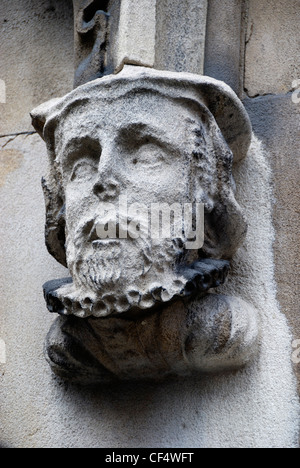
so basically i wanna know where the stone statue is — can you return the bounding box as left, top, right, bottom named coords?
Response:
left=31, top=66, right=259, bottom=384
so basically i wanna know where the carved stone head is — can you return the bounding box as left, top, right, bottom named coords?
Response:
left=31, top=66, right=251, bottom=319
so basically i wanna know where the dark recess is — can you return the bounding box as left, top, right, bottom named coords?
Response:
left=83, top=0, right=110, bottom=23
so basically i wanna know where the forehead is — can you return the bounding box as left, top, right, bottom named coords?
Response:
left=55, top=91, right=207, bottom=151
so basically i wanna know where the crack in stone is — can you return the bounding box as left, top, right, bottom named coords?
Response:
left=0, top=134, right=18, bottom=149
left=245, top=21, right=254, bottom=45
left=0, top=131, right=37, bottom=139
left=243, top=90, right=295, bottom=100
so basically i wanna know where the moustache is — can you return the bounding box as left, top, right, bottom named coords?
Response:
left=72, top=210, right=150, bottom=249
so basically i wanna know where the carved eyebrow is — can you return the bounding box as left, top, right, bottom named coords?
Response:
left=62, top=136, right=100, bottom=154
left=55, top=137, right=101, bottom=179
left=58, top=136, right=101, bottom=163
left=117, top=122, right=179, bottom=153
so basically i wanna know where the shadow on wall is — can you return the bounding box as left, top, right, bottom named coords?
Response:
left=47, top=369, right=246, bottom=448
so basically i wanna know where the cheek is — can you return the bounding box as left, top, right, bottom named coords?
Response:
left=125, top=162, right=190, bottom=204
left=64, top=182, right=98, bottom=228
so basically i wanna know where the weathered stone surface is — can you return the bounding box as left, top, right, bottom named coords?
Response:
left=0, top=102, right=298, bottom=450
left=31, top=65, right=258, bottom=382
left=73, top=0, right=208, bottom=85
left=0, top=0, right=74, bottom=135
left=0, top=148, right=24, bottom=188
left=31, top=65, right=252, bottom=284
left=244, top=93, right=300, bottom=392
left=155, top=0, right=208, bottom=75
left=45, top=293, right=259, bottom=384
left=1, top=0, right=300, bottom=449
left=43, top=260, right=231, bottom=317
left=204, top=0, right=245, bottom=95
left=0, top=133, right=69, bottom=447
left=245, top=0, right=300, bottom=97
left=114, top=0, right=156, bottom=72
left=42, top=260, right=259, bottom=382
left=73, top=0, right=122, bottom=87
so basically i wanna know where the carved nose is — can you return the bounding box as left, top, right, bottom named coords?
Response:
left=93, top=178, right=120, bottom=199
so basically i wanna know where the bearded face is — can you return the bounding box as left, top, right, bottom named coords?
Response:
left=41, top=86, right=246, bottom=317
left=31, top=68, right=256, bottom=386
left=67, top=209, right=153, bottom=293
left=65, top=202, right=195, bottom=316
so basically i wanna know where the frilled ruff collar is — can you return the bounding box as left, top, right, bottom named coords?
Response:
left=43, top=259, right=230, bottom=319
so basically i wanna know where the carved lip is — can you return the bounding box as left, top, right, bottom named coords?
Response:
left=92, top=239, right=121, bottom=247
left=89, top=224, right=121, bottom=246
left=89, top=218, right=131, bottom=246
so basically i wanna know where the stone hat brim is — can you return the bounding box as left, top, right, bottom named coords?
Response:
left=31, top=65, right=252, bottom=163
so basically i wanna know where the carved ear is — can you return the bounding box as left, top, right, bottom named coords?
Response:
left=42, top=176, right=67, bottom=268
left=31, top=99, right=67, bottom=268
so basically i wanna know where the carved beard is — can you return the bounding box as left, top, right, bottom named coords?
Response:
left=63, top=211, right=189, bottom=317
left=73, top=234, right=152, bottom=293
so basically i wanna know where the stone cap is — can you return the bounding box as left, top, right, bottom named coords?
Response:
left=31, top=65, right=252, bottom=163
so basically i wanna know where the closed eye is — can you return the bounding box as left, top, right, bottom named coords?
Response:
left=61, top=136, right=102, bottom=183
left=70, top=159, right=98, bottom=182
left=131, top=141, right=170, bottom=168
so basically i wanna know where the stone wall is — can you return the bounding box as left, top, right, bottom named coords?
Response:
left=243, top=0, right=300, bottom=395
left=0, top=0, right=299, bottom=448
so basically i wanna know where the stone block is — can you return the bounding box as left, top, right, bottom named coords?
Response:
left=245, top=0, right=300, bottom=96
left=155, top=0, right=208, bottom=74
left=244, top=93, right=300, bottom=391
left=204, top=0, right=244, bottom=95
left=0, top=0, right=74, bottom=135
left=113, top=0, right=156, bottom=72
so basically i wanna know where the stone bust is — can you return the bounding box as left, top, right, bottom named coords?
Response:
left=31, top=66, right=259, bottom=384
